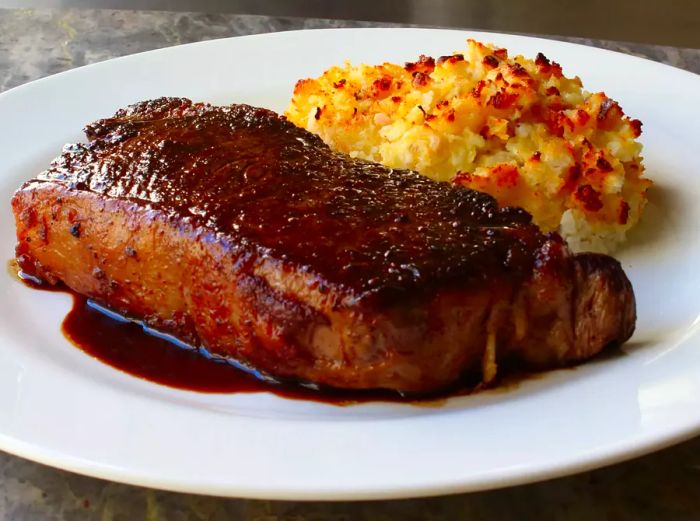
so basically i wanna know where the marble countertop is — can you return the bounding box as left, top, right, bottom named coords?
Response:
left=1, top=8, right=699, bottom=520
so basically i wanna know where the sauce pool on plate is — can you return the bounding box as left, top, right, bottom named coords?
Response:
left=12, top=261, right=487, bottom=404
left=10, top=260, right=537, bottom=405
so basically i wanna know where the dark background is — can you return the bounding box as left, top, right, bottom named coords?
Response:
left=0, top=0, right=698, bottom=47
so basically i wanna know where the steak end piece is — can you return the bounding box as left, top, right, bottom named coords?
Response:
left=12, top=98, right=636, bottom=394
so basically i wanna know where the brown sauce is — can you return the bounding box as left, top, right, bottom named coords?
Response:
left=10, top=265, right=474, bottom=404
left=11, top=261, right=535, bottom=405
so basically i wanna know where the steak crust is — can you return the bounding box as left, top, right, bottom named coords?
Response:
left=12, top=98, right=636, bottom=393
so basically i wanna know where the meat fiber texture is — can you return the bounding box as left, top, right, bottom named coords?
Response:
left=12, top=98, right=636, bottom=394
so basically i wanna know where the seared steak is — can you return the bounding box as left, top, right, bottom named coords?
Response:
left=12, top=98, right=636, bottom=394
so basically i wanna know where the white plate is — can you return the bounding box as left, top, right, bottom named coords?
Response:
left=0, top=28, right=699, bottom=501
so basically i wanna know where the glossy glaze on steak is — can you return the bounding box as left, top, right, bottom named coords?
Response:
left=12, top=98, right=636, bottom=394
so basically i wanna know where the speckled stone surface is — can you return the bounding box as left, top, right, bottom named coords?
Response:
left=1, top=7, right=700, bottom=520
left=0, top=8, right=698, bottom=93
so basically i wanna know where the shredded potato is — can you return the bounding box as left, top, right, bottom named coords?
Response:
left=285, top=39, right=651, bottom=252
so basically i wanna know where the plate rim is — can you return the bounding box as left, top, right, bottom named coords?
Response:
left=1, top=418, right=699, bottom=500
left=1, top=26, right=698, bottom=105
